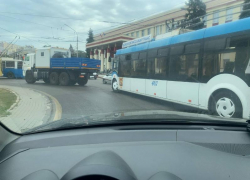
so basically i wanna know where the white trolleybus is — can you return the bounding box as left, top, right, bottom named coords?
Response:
left=111, top=17, right=250, bottom=119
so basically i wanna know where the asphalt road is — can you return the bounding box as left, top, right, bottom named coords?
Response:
left=0, top=78, right=193, bottom=119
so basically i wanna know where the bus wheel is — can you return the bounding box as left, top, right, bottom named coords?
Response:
left=25, top=70, right=36, bottom=84
left=210, top=90, right=242, bottom=118
left=7, top=72, right=15, bottom=79
left=78, top=77, right=88, bottom=86
left=49, top=72, right=59, bottom=85
left=59, top=72, right=70, bottom=86
left=43, top=78, right=50, bottom=84
left=112, top=79, right=119, bottom=92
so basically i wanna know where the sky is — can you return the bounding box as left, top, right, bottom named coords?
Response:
left=0, top=0, right=186, bottom=51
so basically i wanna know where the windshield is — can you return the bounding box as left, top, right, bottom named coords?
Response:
left=0, top=0, right=250, bottom=134
left=25, top=56, right=30, bottom=61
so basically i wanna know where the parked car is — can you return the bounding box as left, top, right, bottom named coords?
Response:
left=89, top=72, right=98, bottom=80
left=102, top=73, right=112, bottom=84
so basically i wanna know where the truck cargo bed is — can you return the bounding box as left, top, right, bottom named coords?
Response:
left=50, top=58, right=101, bottom=70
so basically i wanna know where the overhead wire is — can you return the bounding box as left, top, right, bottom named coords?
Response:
left=0, top=26, right=50, bottom=45
left=0, top=36, right=17, bottom=57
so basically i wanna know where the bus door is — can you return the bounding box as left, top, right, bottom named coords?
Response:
left=167, top=44, right=201, bottom=107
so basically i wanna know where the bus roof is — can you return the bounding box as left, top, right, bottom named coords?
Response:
left=1, top=58, right=22, bottom=61
left=116, top=17, right=250, bottom=55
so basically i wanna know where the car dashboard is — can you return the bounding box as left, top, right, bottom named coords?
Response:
left=0, top=125, right=250, bottom=180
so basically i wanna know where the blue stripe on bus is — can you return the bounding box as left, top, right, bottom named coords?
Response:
left=204, top=17, right=250, bottom=38
left=3, top=68, right=23, bottom=78
left=148, top=38, right=171, bottom=49
left=117, top=17, right=250, bottom=55
left=170, top=28, right=205, bottom=44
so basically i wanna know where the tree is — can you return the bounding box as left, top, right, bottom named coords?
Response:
left=184, top=0, right=206, bottom=30
left=240, top=0, right=250, bottom=19
left=69, top=44, right=75, bottom=54
left=86, top=28, right=94, bottom=58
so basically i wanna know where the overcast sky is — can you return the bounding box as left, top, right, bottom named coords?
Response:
left=0, top=0, right=186, bottom=51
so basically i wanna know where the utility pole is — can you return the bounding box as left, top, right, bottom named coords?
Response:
left=65, top=24, right=78, bottom=58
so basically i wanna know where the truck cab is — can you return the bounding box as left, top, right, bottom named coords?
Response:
left=23, top=53, right=35, bottom=77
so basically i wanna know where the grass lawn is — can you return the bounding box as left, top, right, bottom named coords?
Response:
left=0, top=88, right=17, bottom=117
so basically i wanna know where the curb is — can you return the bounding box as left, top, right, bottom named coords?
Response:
left=3, top=88, right=20, bottom=112
left=32, top=89, right=62, bottom=121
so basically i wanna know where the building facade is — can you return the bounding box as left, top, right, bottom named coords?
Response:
left=86, top=0, right=245, bottom=72
left=0, top=42, right=36, bottom=60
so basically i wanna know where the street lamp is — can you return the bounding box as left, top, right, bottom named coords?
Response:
left=65, top=24, right=78, bottom=58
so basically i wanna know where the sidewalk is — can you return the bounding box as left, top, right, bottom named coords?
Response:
left=0, top=85, right=55, bottom=133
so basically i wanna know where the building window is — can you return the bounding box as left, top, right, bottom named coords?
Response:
left=142, top=30, right=145, bottom=37
left=226, top=8, right=233, bottom=23
left=41, top=52, right=44, bottom=56
left=148, top=28, right=151, bottom=35
left=131, top=32, right=134, bottom=37
left=156, top=25, right=161, bottom=35
left=213, top=11, right=219, bottom=26
left=136, top=31, right=139, bottom=38
left=166, top=25, right=170, bottom=33
left=203, top=15, right=207, bottom=27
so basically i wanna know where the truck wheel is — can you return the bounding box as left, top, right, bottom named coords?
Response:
left=209, top=90, right=242, bottom=118
left=7, top=72, right=15, bottom=79
left=50, top=72, right=59, bottom=85
left=69, top=80, right=77, bottom=86
left=59, top=72, right=70, bottom=86
left=43, top=78, right=50, bottom=84
left=78, top=78, right=88, bottom=86
left=25, top=70, right=36, bottom=84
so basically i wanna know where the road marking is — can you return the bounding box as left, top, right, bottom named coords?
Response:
left=50, top=95, right=62, bottom=121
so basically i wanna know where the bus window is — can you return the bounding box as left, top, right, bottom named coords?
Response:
left=18, top=61, right=23, bottom=69
left=202, top=36, right=249, bottom=83
left=148, top=49, right=157, bottom=58
left=131, top=53, right=139, bottom=60
left=154, top=57, right=167, bottom=79
left=204, top=38, right=226, bottom=51
left=6, top=61, right=15, bottom=68
left=185, top=43, right=200, bottom=54
left=169, top=54, right=199, bottom=82
left=139, top=52, right=147, bottom=59
left=125, top=54, right=131, bottom=60
left=170, top=45, right=184, bottom=55
left=147, top=58, right=155, bottom=77
left=158, top=48, right=169, bottom=57
left=2, top=61, right=5, bottom=69
left=131, top=60, right=146, bottom=78
left=119, top=61, right=131, bottom=77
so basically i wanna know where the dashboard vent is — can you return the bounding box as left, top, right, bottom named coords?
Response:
left=193, top=143, right=250, bottom=156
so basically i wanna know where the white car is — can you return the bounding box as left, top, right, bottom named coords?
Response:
left=102, top=73, right=112, bottom=84
left=89, top=72, right=98, bottom=80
